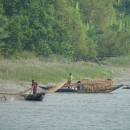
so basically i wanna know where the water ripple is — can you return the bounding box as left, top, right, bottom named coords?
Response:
left=0, top=89, right=130, bottom=130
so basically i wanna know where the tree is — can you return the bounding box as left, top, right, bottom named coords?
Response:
left=0, top=2, right=8, bottom=55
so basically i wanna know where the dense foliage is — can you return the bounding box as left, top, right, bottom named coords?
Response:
left=0, top=0, right=130, bottom=60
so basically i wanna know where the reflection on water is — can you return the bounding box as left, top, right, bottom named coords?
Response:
left=0, top=88, right=130, bottom=130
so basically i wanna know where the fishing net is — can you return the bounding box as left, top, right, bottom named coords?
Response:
left=18, top=87, right=33, bottom=95
left=46, top=82, right=66, bottom=93
left=2, top=94, right=25, bottom=101
left=2, top=87, right=33, bottom=101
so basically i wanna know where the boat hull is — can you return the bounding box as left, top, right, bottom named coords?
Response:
left=40, top=84, right=123, bottom=93
left=122, top=86, right=130, bottom=89
left=25, top=93, right=45, bottom=101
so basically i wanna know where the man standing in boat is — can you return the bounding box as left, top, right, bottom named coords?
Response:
left=68, top=73, right=73, bottom=84
left=32, top=79, right=38, bottom=96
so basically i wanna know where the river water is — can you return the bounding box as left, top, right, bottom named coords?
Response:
left=0, top=87, right=130, bottom=130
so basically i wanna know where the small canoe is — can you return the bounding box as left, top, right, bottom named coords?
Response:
left=25, top=92, right=45, bottom=101
left=2, top=92, right=45, bottom=101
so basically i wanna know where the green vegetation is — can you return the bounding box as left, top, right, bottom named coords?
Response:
left=0, top=0, right=130, bottom=60
left=0, top=57, right=115, bottom=84
left=0, top=0, right=130, bottom=83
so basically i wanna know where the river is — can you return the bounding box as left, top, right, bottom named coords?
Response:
left=0, top=88, right=130, bottom=130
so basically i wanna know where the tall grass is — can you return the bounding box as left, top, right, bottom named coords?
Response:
left=106, top=55, right=130, bottom=67
left=0, top=57, right=115, bottom=84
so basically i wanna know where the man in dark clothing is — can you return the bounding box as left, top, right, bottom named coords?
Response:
left=32, top=79, right=38, bottom=96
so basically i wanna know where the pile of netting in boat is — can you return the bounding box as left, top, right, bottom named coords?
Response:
left=63, top=78, right=113, bottom=93
left=79, top=78, right=113, bottom=92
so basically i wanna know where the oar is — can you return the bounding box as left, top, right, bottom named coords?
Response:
left=45, top=81, right=66, bottom=93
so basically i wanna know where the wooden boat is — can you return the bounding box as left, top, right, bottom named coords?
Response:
left=2, top=86, right=45, bottom=101
left=1, top=82, right=66, bottom=101
left=39, top=78, right=124, bottom=93
left=40, top=84, right=123, bottom=93
left=25, top=92, right=45, bottom=101
left=2, top=92, right=45, bottom=101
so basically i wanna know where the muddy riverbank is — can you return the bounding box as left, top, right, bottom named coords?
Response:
left=0, top=65, right=129, bottom=94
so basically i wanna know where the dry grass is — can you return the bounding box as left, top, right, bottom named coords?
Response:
left=0, top=58, right=116, bottom=84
